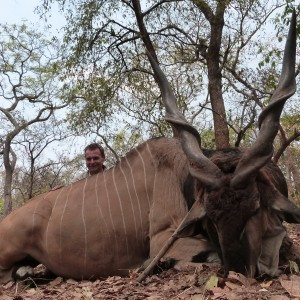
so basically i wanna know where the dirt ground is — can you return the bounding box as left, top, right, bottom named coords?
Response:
left=1, top=224, right=300, bottom=300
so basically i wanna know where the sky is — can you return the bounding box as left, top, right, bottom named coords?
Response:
left=0, top=0, right=65, bottom=34
left=1, top=0, right=40, bottom=23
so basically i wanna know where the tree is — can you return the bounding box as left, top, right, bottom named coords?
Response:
left=11, top=151, right=86, bottom=207
left=15, top=119, right=72, bottom=200
left=0, top=23, right=68, bottom=215
left=191, top=0, right=230, bottom=148
left=40, top=1, right=298, bottom=147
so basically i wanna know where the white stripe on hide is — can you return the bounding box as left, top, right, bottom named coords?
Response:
left=112, top=166, right=130, bottom=258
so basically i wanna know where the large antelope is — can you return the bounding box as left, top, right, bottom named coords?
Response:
left=142, top=10, right=300, bottom=277
left=0, top=10, right=298, bottom=283
left=0, top=137, right=219, bottom=282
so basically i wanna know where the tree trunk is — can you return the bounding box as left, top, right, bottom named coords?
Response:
left=3, top=142, right=16, bottom=215
left=193, top=0, right=230, bottom=149
left=3, top=173, right=13, bottom=215
left=285, top=147, right=300, bottom=195
left=207, top=53, right=229, bottom=148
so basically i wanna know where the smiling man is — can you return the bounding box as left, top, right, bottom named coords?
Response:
left=84, top=143, right=106, bottom=175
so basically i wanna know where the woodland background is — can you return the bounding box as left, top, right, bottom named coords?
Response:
left=1, top=0, right=300, bottom=216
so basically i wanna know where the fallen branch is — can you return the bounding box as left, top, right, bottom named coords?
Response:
left=137, top=200, right=206, bottom=282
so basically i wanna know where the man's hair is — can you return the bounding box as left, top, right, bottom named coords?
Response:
left=84, top=143, right=105, bottom=158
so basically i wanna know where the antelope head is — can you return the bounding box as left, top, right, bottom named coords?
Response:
left=145, top=10, right=300, bottom=277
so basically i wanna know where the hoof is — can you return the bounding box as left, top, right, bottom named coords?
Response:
left=13, top=266, right=34, bottom=281
left=207, top=252, right=221, bottom=264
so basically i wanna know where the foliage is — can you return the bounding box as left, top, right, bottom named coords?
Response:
left=32, top=0, right=300, bottom=200
left=38, top=1, right=300, bottom=148
left=11, top=153, right=86, bottom=206
left=0, top=199, right=3, bottom=216
left=67, top=75, right=113, bottom=133
left=200, top=127, right=216, bottom=149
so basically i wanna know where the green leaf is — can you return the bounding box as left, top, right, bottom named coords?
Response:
left=289, top=260, right=300, bottom=274
left=205, top=275, right=219, bottom=289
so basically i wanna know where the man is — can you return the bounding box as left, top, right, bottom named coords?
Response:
left=50, top=143, right=105, bottom=191
left=84, top=143, right=106, bottom=175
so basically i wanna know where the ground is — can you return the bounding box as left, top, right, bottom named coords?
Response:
left=1, top=224, right=300, bottom=300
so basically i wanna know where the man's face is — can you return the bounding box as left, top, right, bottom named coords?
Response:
left=85, top=148, right=105, bottom=175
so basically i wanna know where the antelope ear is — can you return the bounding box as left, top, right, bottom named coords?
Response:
left=271, top=190, right=300, bottom=223
left=174, top=200, right=207, bottom=238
